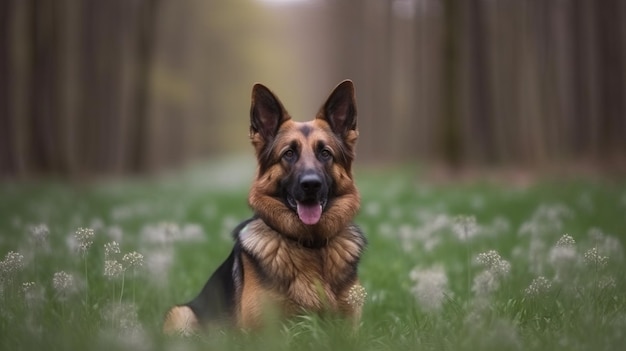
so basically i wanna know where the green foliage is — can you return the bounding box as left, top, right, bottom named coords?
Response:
left=1, top=162, right=625, bottom=350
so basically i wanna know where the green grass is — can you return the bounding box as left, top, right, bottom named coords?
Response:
left=1, top=159, right=625, bottom=350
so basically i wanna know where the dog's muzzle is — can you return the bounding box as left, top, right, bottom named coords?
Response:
left=286, top=172, right=328, bottom=225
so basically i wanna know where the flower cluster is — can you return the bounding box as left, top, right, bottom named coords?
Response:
left=409, top=266, right=450, bottom=312
left=52, top=271, right=76, bottom=299
left=346, top=284, right=367, bottom=307
left=21, top=281, right=44, bottom=307
left=29, top=224, right=49, bottom=245
left=583, top=247, right=608, bottom=268
left=103, top=241, right=144, bottom=279
left=549, top=234, right=579, bottom=282
left=122, top=252, right=144, bottom=269
left=452, top=215, right=478, bottom=242
left=74, top=227, right=95, bottom=256
left=476, top=250, right=511, bottom=277
left=524, top=276, right=552, bottom=297
left=556, top=234, right=576, bottom=248
left=104, top=241, right=121, bottom=260
left=473, top=250, right=511, bottom=297
left=104, top=260, right=124, bottom=280
left=1, top=251, right=25, bottom=281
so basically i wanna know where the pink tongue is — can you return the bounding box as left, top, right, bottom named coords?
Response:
left=296, top=202, right=322, bottom=225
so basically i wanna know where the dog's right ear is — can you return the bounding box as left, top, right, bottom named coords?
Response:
left=250, top=84, right=290, bottom=143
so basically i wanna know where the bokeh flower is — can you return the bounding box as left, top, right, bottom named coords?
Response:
left=346, top=284, right=367, bottom=307
left=74, top=227, right=95, bottom=256
left=104, top=241, right=121, bottom=260
left=583, top=247, right=608, bottom=269
left=452, top=215, right=478, bottom=242
left=524, top=276, right=552, bottom=297
left=476, top=250, right=511, bottom=277
left=52, top=271, right=76, bottom=300
left=29, top=224, right=49, bottom=245
left=122, top=252, right=144, bottom=270
left=104, top=260, right=124, bottom=280
left=1, top=251, right=25, bottom=283
left=549, top=234, right=579, bottom=282
left=410, top=266, right=450, bottom=312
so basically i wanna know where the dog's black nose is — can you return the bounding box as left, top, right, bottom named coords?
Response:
left=300, top=173, right=322, bottom=193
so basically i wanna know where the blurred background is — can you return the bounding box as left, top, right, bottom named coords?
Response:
left=1, top=0, right=625, bottom=179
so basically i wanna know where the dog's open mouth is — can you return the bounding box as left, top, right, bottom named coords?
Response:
left=287, top=196, right=327, bottom=225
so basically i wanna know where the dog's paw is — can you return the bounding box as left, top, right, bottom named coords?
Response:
left=162, top=305, right=199, bottom=336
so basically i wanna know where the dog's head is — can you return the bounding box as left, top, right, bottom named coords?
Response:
left=248, top=80, right=360, bottom=239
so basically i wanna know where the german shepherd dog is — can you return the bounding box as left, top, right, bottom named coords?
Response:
left=163, top=80, right=366, bottom=334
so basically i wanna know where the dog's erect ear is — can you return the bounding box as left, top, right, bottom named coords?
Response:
left=250, top=84, right=290, bottom=142
left=317, top=80, right=357, bottom=137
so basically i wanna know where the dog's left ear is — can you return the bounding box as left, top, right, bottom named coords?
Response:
left=317, top=80, right=357, bottom=137
left=250, top=83, right=290, bottom=142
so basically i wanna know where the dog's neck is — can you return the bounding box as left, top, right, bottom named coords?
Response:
left=237, top=218, right=366, bottom=292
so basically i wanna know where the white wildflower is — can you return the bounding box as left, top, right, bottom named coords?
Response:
left=596, top=275, right=616, bottom=290
left=74, top=227, right=95, bottom=256
left=524, top=276, right=552, bottom=297
left=549, top=234, right=578, bottom=282
left=409, top=266, right=450, bottom=312
left=583, top=247, right=608, bottom=269
left=104, top=241, right=121, bottom=260
left=346, top=284, right=367, bottom=307
left=52, top=271, right=76, bottom=299
left=22, top=281, right=36, bottom=294
left=452, top=215, right=478, bottom=242
left=473, top=250, right=511, bottom=298
left=104, top=260, right=124, bottom=279
left=588, top=228, right=624, bottom=261
left=29, top=224, right=49, bottom=245
left=122, top=252, right=144, bottom=269
left=1, top=251, right=25, bottom=276
left=555, top=234, right=576, bottom=248
left=472, top=270, right=500, bottom=297
left=22, top=281, right=44, bottom=307
left=476, top=250, right=511, bottom=277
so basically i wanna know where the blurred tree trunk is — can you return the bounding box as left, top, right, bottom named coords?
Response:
left=133, top=0, right=160, bottom=173
left=0, top=1, right=13, bottom=176
left=595, top=0, right=626, bottom=163
left=0, top=0, right=163, bottom=179
left=465, top=0, right=494, bottom=164
left=570, top=0, right=594, bottom=158
left=440, top=0, right=462, bottom=168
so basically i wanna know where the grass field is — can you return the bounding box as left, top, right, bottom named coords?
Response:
left=1, top=158, right=625, bottom=350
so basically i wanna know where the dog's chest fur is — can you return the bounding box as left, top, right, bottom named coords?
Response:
left=238, top=219, right=365, bottom=313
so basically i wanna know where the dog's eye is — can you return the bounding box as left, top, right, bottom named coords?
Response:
left=319, top=149, right=332, bottom=161
left=283, top=149, right=296, bottom=161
